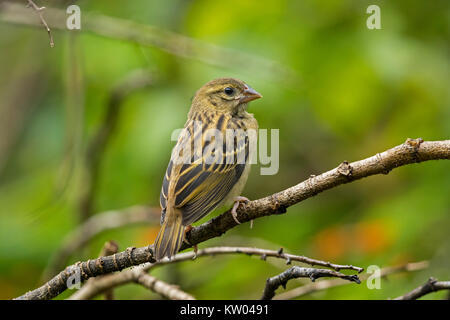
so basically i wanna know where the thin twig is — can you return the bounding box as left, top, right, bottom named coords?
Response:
left=274, top=261, right=430, bottom=300
left=15, top=139, right=450, bottom=300
left=68, top=263, right=195, bottom=300
left=69, top=246, right=363, bottom=300
left=394, top=277, right=450, bottom=300
left=261, top=266, right=361, bottom=300
left=150, top=246, right=363, bottom=272
left=26, top=0, right=53, bottom=47
left=0, top=2, right=296, bottom=83
left=135, top=272, right=195, bottom=300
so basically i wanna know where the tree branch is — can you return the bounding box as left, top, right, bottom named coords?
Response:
left=274, top=261, right=430, bottom=300
left=394, top=277, right=450, bottom=300
left=181, top=138, right=449, bottom=250
left=97, top=241, right=119, bottom=300
left=68, top=261, right=195, bottom=300
left=68, top=246, right=363, bottom=300
left=146, top=246, right=362, bottom=273
left=69, top=241, right=120, bottom=300
left=135, top=272, right=195, bottom=300
left=261, top=266, right=361, bottom=300
left=25, top=0, right=53, bottom=47
left=0, top=2, right=295, bottom=83
left=15, top=139, right=450, bottom=300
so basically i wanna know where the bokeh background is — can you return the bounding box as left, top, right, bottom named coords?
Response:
left=0, top=0, right=449, bottom=299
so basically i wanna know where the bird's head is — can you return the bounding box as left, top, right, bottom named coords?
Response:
left=190, top=78, right=262, bottom=117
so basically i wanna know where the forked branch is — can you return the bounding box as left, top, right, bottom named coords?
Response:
left=15, top=139, right=450, bottom=300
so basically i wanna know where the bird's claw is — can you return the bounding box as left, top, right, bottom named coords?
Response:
left=183, top=224, right=193, bottom=245
left=182, top=225, right=198, bottom=259
left=231, top=196, right=250, bottom=224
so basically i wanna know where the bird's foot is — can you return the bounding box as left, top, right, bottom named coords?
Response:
left=183, top=225, right=198, bottom=259
left=231, top=196, right=250, bottom=224
left=183, top=224, right=193, bottom=245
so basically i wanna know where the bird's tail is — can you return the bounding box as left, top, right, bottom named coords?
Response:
left=154, top=213, right=185, bottom=260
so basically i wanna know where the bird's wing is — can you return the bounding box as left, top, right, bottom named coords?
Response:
left=160, top=120, right=250, bottom=226
left=159, top=159, right=172, bottom=225
left=175, top=161, right=247, bottom=225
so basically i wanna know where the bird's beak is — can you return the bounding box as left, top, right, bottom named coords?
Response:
left=240, top=86, right=262, bottom=104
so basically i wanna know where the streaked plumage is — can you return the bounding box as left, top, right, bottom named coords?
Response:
left=154, top=78, right=262, bottom=260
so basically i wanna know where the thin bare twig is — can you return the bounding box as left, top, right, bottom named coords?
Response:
left=261, top=266, right=361, bottom=300
left=15, top=139, right=450, bottom=300
left=26, top=0, right=53, bottom=47
left=135, top=272, right=195, bottom=300
left=274, top=261, right=430, bottom=300
left=150, top=246, right=363, bottom=272
left=394, top=277, right=450, bottom=300
left=69, top=246, right=363, bottom=300
left=0, top=2, right=296, bottom=83
left=68, top=263, right=195, bottom=300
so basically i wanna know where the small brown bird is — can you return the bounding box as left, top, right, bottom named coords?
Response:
left=154, top=78, right=262, bottom=260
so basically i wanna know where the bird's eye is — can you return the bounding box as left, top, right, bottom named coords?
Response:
left=224, top=87, right=234, bottom=96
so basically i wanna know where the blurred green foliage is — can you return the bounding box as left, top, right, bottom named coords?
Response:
left=0, top=0, right=448, bottom=299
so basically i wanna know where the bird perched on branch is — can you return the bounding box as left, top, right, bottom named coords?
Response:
left=154, top=78, right=262, bottom=260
